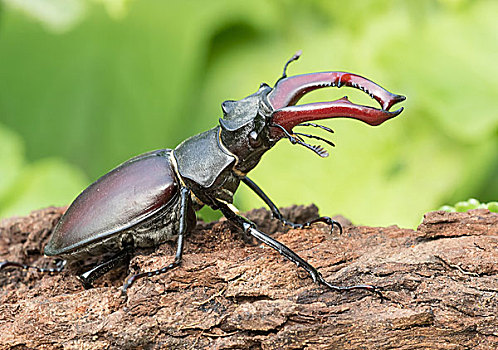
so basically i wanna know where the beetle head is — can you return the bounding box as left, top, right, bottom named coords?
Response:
left=219, top=83, right=274, bottom=174
left=219, top=51, right=406, bottom=174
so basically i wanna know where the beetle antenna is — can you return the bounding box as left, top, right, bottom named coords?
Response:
left=271, top=123, right=328, bottom=158
left=297, top=122, right=334, bottom=134
left=277, top=50, right=302, bottom=83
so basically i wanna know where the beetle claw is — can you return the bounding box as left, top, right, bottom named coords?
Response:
left=285, top=216, right=343, bottom=234
left=77, top=275, right=94, bottom=290
left=302, top=216, right=343, bottom=235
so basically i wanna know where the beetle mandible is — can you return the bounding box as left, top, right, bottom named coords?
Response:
left=0, top=52, right=405, bottom=296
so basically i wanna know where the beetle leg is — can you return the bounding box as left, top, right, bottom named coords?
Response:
left=0, top=259, right=66, bottom=275
left=121, top=187, right=191, bottom=294
left=215, top=200, right=382, bottom=298
left=300, top=216, right=343, bottom=235
left=241, top=176, right=342, bottom=234
left=78, top=250, right=131, bottom=289
left=241, top=176, right=287, bottom=223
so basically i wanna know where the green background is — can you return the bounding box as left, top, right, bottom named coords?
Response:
left=0, top=0, right=496, bottom=228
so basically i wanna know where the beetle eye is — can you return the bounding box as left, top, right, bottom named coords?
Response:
left=248, top=130, right=262, bottom=148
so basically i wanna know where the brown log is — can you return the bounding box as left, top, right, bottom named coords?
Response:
left=0, top=205, right=497, bottom=349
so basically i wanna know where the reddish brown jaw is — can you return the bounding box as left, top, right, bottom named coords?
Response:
left=268, top=72, right=405, bottom=111
left=267, top=71, right=405, bottom=139
left=271, top=97, right=403, bottom=137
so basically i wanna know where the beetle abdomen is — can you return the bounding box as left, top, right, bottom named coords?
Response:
left=44, top=149, right=179, bottom=258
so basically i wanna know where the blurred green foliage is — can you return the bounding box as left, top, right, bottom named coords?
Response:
left=440, top=198, right=498, bottom=213
left=0, top=124, right=88, bottom=218
left=0, top=0, right=496, bottom=227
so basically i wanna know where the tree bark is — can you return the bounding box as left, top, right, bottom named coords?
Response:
left=0, top=205, right=496, bottom=349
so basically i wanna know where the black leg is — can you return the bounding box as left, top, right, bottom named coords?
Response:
left=78, top=250, right=131, bottom=289
left=215, top=200, right=381, bottom=298
left=0, top=259, right=66, bottom=274
left=241, top=176, right=342, bottom=234
left=121, top=187, right=191, bottom=294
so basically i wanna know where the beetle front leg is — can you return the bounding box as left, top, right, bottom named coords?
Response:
left=241, top=176, right=342, bottom=234
left=121, top=187, right=191, bottom=294
left=215, top=199, right=382, bottom=298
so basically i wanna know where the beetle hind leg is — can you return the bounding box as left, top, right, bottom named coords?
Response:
left=77, top=250, right=131, bottom=289
left=0, top=259, right=66, bottom=275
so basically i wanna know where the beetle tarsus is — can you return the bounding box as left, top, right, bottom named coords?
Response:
left=0, top=259, right=66, bottom=275
left=303, top=216, right=343, bottom=235
left=320, top=277, right=384, bottom=300
left=122, top=258, right=181, bottom=295
left=282, top=216, right=342, bottom=235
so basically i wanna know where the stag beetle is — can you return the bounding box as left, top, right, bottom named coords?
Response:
left=0, top=52, right=405, bottom=296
